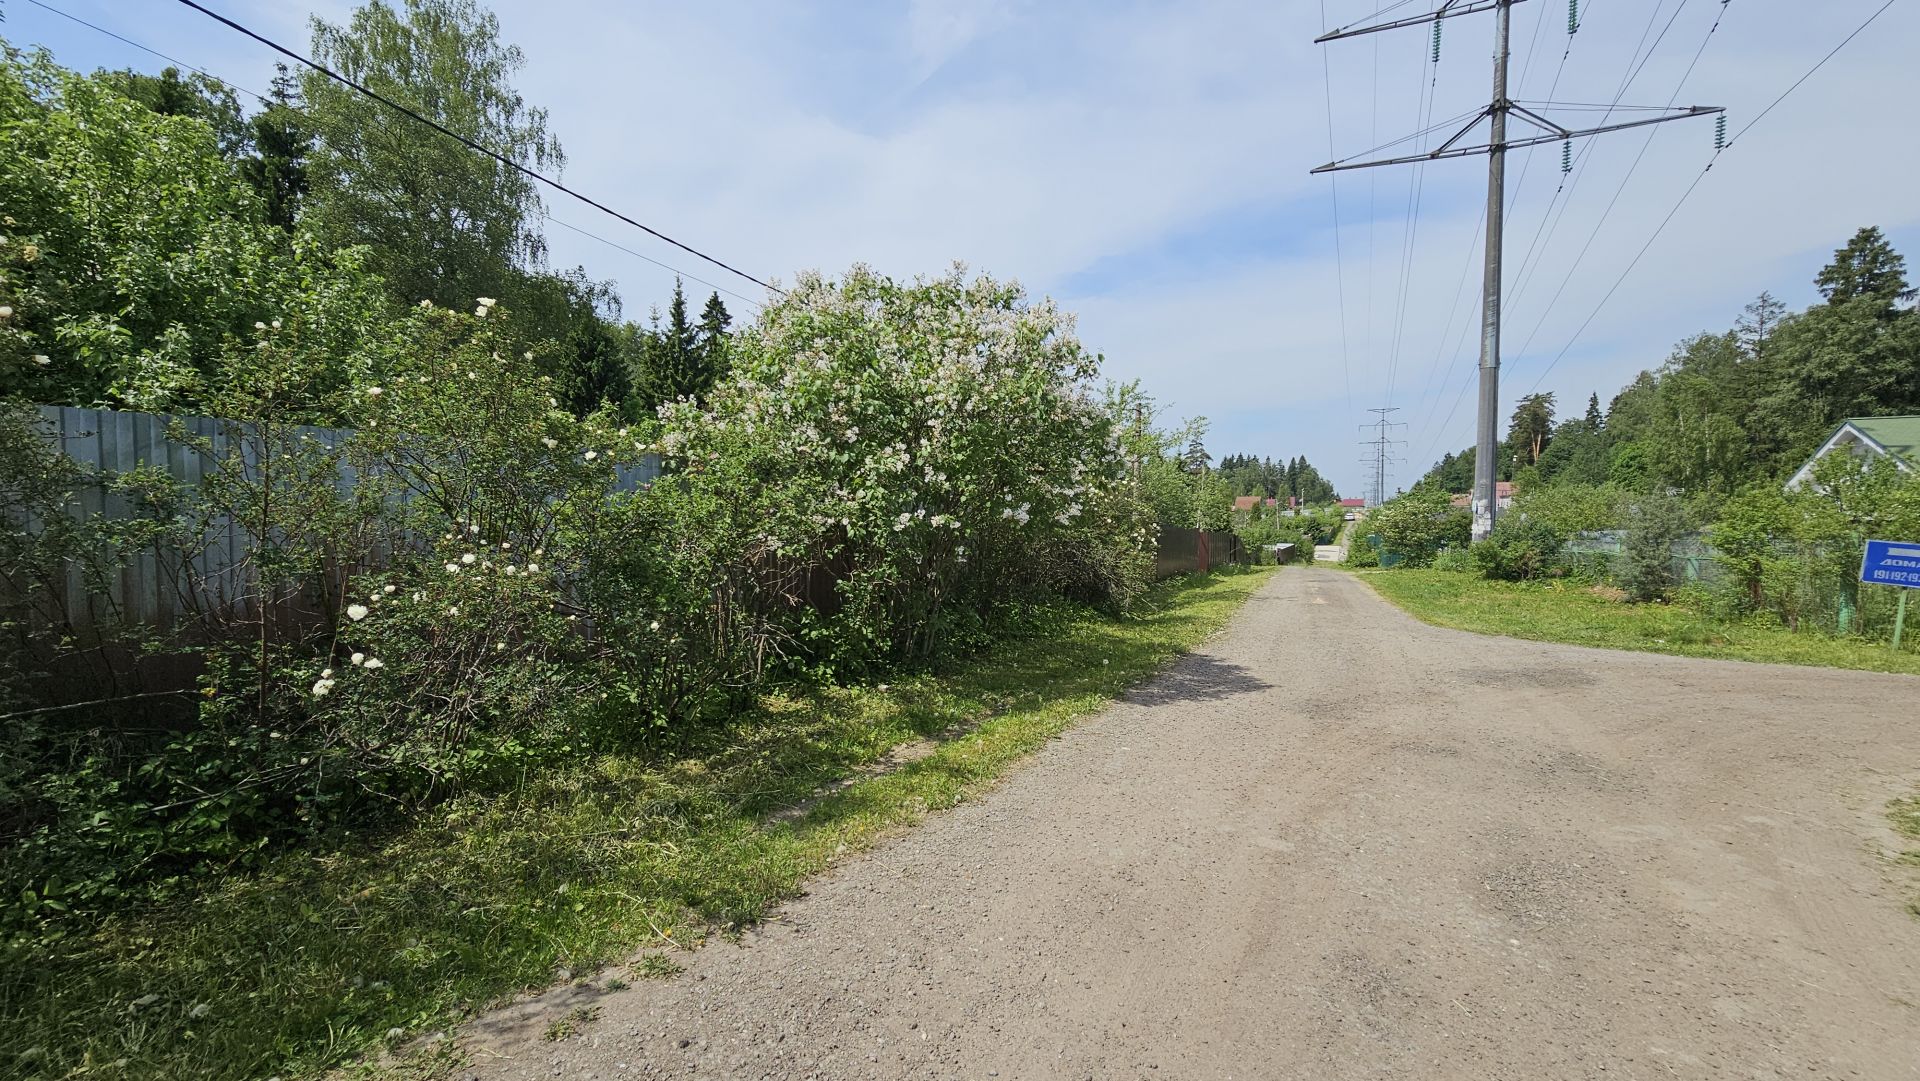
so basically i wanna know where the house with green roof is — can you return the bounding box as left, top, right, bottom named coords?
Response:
left=1784, top=415, right=1920, bottom=490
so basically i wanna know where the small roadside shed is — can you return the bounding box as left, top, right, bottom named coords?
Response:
left=1784, top=415, right=1920, bottom=490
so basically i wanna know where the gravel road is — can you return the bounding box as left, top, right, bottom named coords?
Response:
left=460, top=568, right=1920, bottom=1080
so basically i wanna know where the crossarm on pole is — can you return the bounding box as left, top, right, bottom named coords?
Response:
left=1315, top=0, right=1530, bottom=43
left=1310, top=106, right=1723, bottom=174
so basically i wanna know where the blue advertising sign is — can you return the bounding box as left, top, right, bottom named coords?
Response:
left=1859, top=539, right=1920, bottom=589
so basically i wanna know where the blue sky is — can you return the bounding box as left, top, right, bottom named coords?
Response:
left=9, top=0, right=1919, bottom=497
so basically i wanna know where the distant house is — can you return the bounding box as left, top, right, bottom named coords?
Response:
left=1231, top=495, right=1281, bottom=512
left=1338, top=497, right=1366, bottom=509
left=1448, top=481, right=1515, bottom=510
left=1785, top=416, right=1920, bottom=490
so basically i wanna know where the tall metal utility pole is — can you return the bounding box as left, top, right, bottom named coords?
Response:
left=1359, top=406, right=1407, bottom=506
left=1475, top=1, right=1511, bottom=544
left=1312, top=0, right=1722, bottom=540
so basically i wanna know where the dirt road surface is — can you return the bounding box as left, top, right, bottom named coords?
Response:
left=462, top=568, right=1920, bottom=1080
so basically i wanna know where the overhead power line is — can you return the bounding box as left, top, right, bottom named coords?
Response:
left=1509, top=0, right=1732, bottom=362
left=169, top=0, right=783, bottom=296
left=541, top=215, right=762, bottom=312
left=1527, top=0, right=1901, bottom=392
left=1319, top=0, right=1357, bottom=419
left=1502, top=0, right=1676, bottom=320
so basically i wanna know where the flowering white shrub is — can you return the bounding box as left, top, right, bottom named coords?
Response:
left=645, top=264, right=1154, bottom=667
left=314, top=301, right=638, bottom=767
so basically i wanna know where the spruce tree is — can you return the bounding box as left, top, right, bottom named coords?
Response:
left=1815, top=227, right=1912, bottom=304
left=240, top=65, right=311, bottom=231
left=697, top=292, right=731, bottom=356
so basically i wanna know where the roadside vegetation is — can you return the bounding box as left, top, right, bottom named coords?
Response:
left=1362, top=570, right=1920, bottom=676
left=2, top=567, right=1266, bottom=1081
left=0, top=5, right=1278, bottom=1078
left=1889, top=791, right=1920, bottom=918
left=1347, top=229, right=1920, bottom=668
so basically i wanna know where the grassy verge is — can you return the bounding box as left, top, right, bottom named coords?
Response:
left=1891, top=792, right=1920, bottom=917
left=3, top=566, right=1273, bottom=1081
left=1356, top=568, right=1920, bottom=676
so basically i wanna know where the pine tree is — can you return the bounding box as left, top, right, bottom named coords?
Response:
left=1735, top=291, right=1787, bottom=362
left=1584, top=392, right=1603, bottom=432
left=634, top=278, right=711, bottom=408
left=1507, top=393, right=1556, bottom=466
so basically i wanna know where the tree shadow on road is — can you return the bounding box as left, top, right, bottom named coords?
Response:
left=1121, top=651, right=1271, bottom=706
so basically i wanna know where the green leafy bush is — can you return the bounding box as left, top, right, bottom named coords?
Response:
left=1470, top=518, right=1564, bottom=581
left=1343, top=537, right=1379, bottom=568
left=1364, top=488, right=1469, bottom=568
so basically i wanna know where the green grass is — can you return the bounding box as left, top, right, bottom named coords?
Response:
left=1, top=567, right=1273, bottom=1081
left=1890, top=793, right=1920, bottom=916
left=1357, top=569, right=1920, bottom=676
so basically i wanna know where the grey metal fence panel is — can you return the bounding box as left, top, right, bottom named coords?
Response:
left=1565, top=528, right=1722, bottom=583
left=23, top=404, right=661, bottom=632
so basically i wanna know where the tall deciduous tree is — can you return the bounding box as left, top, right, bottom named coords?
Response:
left=0, top=51, right=389, bottom=412
left=94, top=65, right=248, bottom=155
left=301, top=0, right=563, bottom=308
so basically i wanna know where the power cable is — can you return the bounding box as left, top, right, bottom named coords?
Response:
left=1503, top=0, right=1683, bottom=317
left=1527, top=0, right=1901, bottom=392
left=1320, top=105, right=1489, bottom=167
left=543, top=215, right=762, bottom=312
left=1381, top=29, right=1441, bottom=409
left=1510, top=0, right=1731, bottom=361
left=1320, top=0, right=1358, bottom=418
left=1328, top=0, right=1423, bottom=37
left=1366, top=33, right=1381, bottom=406
left=169, top=0, right=783, bottom=295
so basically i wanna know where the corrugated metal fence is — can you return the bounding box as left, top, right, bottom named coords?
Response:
left=1563, top=529, right=1722, bottom=583
left=1154, top=527, right=1246, bottom=578
left=21, top=405, right=1243, bottom=629
left=20, top=404, right=660, bottom=632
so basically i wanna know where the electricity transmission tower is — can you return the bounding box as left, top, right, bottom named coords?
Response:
left=1360, top=406, right=1407, bottom=507
left=1312, top=0, right=1722, bottom=540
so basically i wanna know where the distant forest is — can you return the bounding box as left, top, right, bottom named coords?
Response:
left=1215, top=454, right=1340, bottom=504
left=1420, top=226, right=1920, bottom=506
